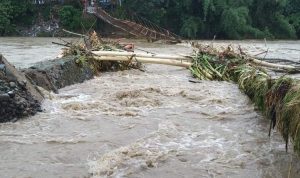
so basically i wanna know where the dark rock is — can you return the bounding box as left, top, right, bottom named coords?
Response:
left=0, top=94, right=10, bottom=101
left=9, top=82, right=16, bottom=88
left=8, top=91, right=15, bottom=98
left=0, top=64, right=5, bottom=73
left=0, top=54, right=43, bottom=123
left=19, top=80, right=27, bottom=87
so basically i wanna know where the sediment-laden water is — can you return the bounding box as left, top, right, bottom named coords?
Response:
left=0, top=38, right=300, bottom=178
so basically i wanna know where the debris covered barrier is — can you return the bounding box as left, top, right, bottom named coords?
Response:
left=190, top=44, right=300, bottom=155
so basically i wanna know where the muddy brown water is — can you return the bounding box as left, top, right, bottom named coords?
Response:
left=0, top=38, right=300, bottom=178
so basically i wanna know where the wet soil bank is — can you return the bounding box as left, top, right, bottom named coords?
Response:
left=0, top=54, right=118, bottom=122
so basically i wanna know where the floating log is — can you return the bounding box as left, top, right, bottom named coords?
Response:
left=92, top=51, right=297, bottom=69
left=92, top=51, right=191, bottom=61
left=62, top=29, right=88, bottom=38
left=93, top=56, right=192, bottom=68
left=248, top=57, right=296, bottom=70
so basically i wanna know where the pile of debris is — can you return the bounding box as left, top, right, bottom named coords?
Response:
left=190, top=43, right=300, bottom=155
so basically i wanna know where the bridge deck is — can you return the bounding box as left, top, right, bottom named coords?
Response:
left=87, top=6, right=180, bottom=41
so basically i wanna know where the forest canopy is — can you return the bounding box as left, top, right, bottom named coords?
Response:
left=0, top=0, right=299, bottom=39
left=119, top=0, right=300, bottom=39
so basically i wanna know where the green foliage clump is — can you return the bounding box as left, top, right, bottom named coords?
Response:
left=0, top=0, right=36, bottom=35
left=59, top=5, right=96, bottom=32
left=273, top=13, right=296, bottom=39
left=59, top=5, right=82, bottom=30
left=288, top=12, right=300, bottom=37
left=180, top=17, right=202, bottom=38
left=0, top=1, right=12, bottom=35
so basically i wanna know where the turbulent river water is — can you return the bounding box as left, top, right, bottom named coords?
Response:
left=0, top=38, right=300, bottom=178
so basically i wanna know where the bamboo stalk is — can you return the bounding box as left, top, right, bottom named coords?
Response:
left=62, top=29, right=88, bottom=38
left=52, top=42, right=70, bottom=47
left=249, top=58, right=296, bottom=70
left=93, top=56, right=192, bottom=68
left=92, top=51, right=191, bottom=61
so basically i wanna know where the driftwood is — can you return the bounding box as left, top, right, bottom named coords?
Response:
left=62, top=29, right=88, bottom=38
left=248, top=57, right=296, bottom=70
left=52, top=42, right=71, bottom=47
left=92, top=49, right=299, bottom=70
left=258, top=57, right=300, bottom=65
left=93, top=56, right=192, bottom=68
left=92, top=51, right=191, bottom=61
left=54, top=30, right=300, bottom=71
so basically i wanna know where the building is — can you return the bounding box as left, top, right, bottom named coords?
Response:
left=32, top=0, right=45, bottom=4
left=32, top=0, right=65, bottom=5
left=98, top=0, right=122, bottom=7
left=33, top=0, right=123, bottom=7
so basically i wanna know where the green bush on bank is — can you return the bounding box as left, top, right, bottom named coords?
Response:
left=59, top=5, right=96, bottom=32
left=59, top=5, right=82, bottom=30
left=0, top=0, right=36, bottom=35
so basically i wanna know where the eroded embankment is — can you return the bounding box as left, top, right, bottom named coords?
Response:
left=0, top=54, right=42, bottom=122
left=0, top=53, right=121, bottom=122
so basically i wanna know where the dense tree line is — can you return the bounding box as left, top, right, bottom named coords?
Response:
left=0, top=0, right=299, bottom=39
left=118, top=0, right=300, bottom=39
left=0, top=0, right=90, bottom=36
left=0, top=0, right=35, bottom=35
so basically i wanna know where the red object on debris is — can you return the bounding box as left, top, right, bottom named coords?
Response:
left=123, top=44, right=134, bottom=52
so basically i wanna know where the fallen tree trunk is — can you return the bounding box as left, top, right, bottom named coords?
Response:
left=93, top=56, right=192, bottom=68
left=92, top=51, right=191, bottom=61
left=63, top=29, right=88, bottom=38
left=92, top=51, right=299, bottom=70
left=248, top=57, right=296, bottom=70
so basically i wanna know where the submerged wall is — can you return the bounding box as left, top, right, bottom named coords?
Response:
left=23, top=56, right=95, bottom=93
left=23, top=56, right=120, bottom=92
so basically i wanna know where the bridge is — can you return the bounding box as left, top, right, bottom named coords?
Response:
left=85, top=5, right=181, bottom=42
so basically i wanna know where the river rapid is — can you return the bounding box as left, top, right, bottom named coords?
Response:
left=0, top=38, right=300, bottom=178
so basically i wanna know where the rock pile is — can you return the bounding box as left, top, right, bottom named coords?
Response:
left=0, top=55, right=42, bottom=122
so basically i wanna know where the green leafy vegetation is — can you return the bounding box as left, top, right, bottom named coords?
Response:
left=59, top=5, right=96, bottom=32
left=59, top=5, right=82, bottom=30
left=0, top=0, right=94, bottom=36
left=120, top=0, right=300, bottom=39
left=0, top=0, right=35, bottom=35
